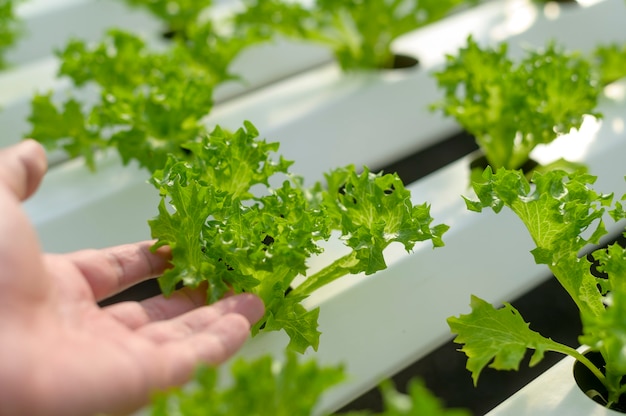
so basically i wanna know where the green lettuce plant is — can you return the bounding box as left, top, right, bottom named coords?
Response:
left=149, top=120, right=448, bottom=353
left=592, top=42, right=626, bottom=86
left=151, top=351, right=470, bottom=416
left=431, top=36, right=601, bottom=179
left=26, top=21, right=252, bottom=171
left=232, top=0, right=478, bottom=71
left=448, top=167, right=626, bottom=410
left=121, top=0, right=213, bottom=37
left=0, top=0, right=23, bottom=69
left=150, top=352, right=346, bottom=416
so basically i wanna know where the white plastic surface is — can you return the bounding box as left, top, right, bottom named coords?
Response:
left=488, top=347, right=622, bottom=416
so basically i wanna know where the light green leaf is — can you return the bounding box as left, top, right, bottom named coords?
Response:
left=263, top=296, right=321, bottom=354
left=234, top=0, right=477, bottom=71
left=448, top=295, right=572, bottom=385
left=0, top=0, right=23, bottom=70
left=149, top=122, right=446, bottom=353
left=432, top=36, right=601, bottom=171
left=26, top=24, right=243, bottom=172
left=26, top=93, right=103, bottom=170
left=592, top=42, right=626, bottom=86
left=150, top=352, right=345, bottom=416
left=581, top=244, right=626, bottom=390
left=321, top=166, right=448, bottom=274
left=465, top=168, right=609, bottom=317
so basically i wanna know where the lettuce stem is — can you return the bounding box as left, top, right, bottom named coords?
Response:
left=556, top=345, right=607, bottom=388
left=290, top=252, right=358, bottom=297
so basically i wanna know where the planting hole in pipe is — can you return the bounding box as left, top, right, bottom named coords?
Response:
left=390, top=53, right=419, bottom=70
left=573, top=350, right=626, bottom=413
left=468, top=153, right=540, bottom=185
left=469, top=153, right=540, bottom=174
left=161, top=28, right=179, bottom=40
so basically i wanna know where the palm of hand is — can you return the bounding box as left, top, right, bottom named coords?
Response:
left=0, top=141, right=264, bottom=416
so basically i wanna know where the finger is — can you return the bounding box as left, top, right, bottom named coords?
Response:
left=103, top=285, right=208, bottom=330
left=151, top=312, right=253, bottom=388
left=0, top=141, right=48, bottom=300
left=62, top=241, right=172, bottom=301
left=47, top=313, right=254, bottom=416
left=0, top=139, right=47, bottom=201
left=135, top=293, right=264, bottom=343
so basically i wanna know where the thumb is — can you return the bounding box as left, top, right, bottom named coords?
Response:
left=0, top=140, right=48, bottom=201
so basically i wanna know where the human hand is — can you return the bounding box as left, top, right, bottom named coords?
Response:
left=0, top=140, right=265, bottom=416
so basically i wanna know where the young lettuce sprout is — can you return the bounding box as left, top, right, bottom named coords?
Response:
left=449, top=167, right=626, bottom=410
left=149, top=121, right=448, bottom=353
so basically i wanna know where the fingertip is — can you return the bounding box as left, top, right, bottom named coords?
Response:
left=159, top=313, right=253, bottom=382
left=20, top=139, right=48, bottom=197
left=205, top=312, right=253, bottom=360
left=233, top=293, right=265, bottom=325
left=0, top=139, right=48, bottom=200
left=21, top=138, right=46, bottom=159
left=151, top=243, right=173, bottom=265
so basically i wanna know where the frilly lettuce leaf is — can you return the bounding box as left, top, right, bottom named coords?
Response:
left=580, top=243, right=626, bottom=395
left=464, top=167, right=610, bottom=317
left=451, top=168, right=626, bottom=402
left=0, top=0, right=22, bottom=70
left=592, top=42, right=626, bottom=86
left=149, top=121, right=447, bottom=353
left=121, top=0, right=213, bottom=35
left=151, top=352, right=470, bottom=416
left=234, top=0, right=475, bottom=71
left=26, top=19, right=253, bottom=171
left=432, top=36, right=601, bottom=171
left=150, top=352, right=345, bottom=416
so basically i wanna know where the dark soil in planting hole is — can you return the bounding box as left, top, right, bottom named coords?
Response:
left=161, top=28, right=179, bottom=40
